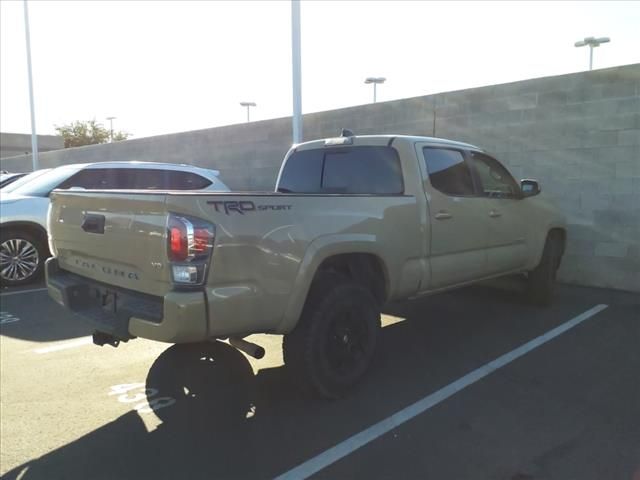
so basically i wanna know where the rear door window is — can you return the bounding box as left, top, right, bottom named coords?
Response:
left=124, top=169, right=212, bottom=190
left=423, top=147, right=475, bottom=196
left=163, top=171, right=212, bottom=190
left=129, top=169, right=166, bottom=189
left=278, top=146, right=403, bottom=194
left=121, top=169, right=213, bottom=190
left=58, top=168, right=120, bottom=189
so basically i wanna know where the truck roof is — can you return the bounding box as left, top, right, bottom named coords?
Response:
left=295, top=134, right=482, bottom=151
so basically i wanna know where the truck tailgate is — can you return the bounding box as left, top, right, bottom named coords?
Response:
left=49, top=191, right=171, bottom=297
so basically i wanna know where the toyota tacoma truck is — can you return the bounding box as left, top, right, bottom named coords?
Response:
left=46, top=134, right=566, bottom=398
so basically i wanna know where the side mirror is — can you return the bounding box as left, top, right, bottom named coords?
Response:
left=520, top=179, right=541, bottom=197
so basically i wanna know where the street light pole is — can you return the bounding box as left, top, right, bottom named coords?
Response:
left=23, top=0, right=38, bottom=170
left=239, top=102, right=256, bottom=122
left=574, top=36, right=610, bottom=71
left=364, top=77, right=386, bottom=103
left=291, top=0, right=302, bottom=143
left=106, top=116, right=116, bottom=142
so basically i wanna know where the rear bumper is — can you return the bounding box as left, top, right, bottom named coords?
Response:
left=46, top=258, right=208, bottom=343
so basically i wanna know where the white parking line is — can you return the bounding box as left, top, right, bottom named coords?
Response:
left=0, top=311, right=21, bottom=325
left=33, top=336, right=93, bottom=354
left=275, top=303, right=609, bottom=480
left=0, top=287, right=48, bottom=297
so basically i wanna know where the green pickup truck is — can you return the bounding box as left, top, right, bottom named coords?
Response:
left=46, top=134, right=566, bottom=398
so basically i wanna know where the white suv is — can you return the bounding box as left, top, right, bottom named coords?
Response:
left=0, top=161, right=229, bottom=286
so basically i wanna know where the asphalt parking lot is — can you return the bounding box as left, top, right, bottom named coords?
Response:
left=0, top=282, right=638, bottom=480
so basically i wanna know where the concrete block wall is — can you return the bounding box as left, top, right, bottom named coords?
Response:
left=1, top=64, right=638, bottom=292
left=0, top=97, right=436, bottom=190
left=0, top=133, right=63, bottom=159
left=1, top=120, right=292, bottom=191
left=432, top=65, right=640, bottom=292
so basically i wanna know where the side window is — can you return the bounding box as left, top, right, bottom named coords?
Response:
left=57, top=169, right=119, bottom=189
left=164, top=171, right=212, bottom=190
left=58, top=168, right=212, bottom=190
left=423, top=147, right=475, bottom=196
left=128, top=169, right=169, bottom=189
left=469, top=152, right=520, bottom=198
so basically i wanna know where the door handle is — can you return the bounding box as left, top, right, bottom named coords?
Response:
left=489, top=210, right=502, bottom=218
left=435, top=211, right=452, bottom=220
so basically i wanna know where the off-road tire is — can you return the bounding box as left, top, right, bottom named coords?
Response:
left=283, top=273, right=381, bottom=399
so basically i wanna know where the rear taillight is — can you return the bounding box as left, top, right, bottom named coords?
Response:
left=167, top=213, right=215, bottom=286
left=169, top=223, right=188, bottom=261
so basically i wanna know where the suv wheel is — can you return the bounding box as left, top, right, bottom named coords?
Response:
left=283, top=273, right=380, bottom=399
left=0, top=230, right=46, bottom=286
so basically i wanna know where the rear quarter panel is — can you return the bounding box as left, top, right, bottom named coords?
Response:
left=165, top=193, right=422, bottom=336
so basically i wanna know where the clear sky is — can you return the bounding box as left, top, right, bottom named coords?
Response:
left=1, top=0, right=639, bottom=139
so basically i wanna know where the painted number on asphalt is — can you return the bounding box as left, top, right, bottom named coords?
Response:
left=0, top=311, right=20, bottom=325
left=109, top=383, right=176, bottom=414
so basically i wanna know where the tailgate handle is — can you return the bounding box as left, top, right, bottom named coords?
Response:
left=81, top=214, right=106, bottom=234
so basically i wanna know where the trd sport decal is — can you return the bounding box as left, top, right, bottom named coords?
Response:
left=207, top=200, right=292, bottom=215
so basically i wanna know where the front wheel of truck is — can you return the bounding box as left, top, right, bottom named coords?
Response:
left=526, top=233, right=562, bottom=306
left=283, top=274, right=381, bottom=399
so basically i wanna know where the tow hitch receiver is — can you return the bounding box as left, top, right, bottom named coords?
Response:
left=93, top=332, right=125, bottom=348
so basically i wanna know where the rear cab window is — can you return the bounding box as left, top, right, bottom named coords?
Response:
left=277, top=146, right=403, bottom=194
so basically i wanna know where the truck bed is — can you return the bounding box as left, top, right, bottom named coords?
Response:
left=48, top=189, right=422, bottom=338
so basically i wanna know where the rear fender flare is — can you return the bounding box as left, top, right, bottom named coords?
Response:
left=276, top=234, right=388, bottom=334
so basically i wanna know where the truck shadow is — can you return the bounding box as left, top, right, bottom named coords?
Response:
left=2, top=341, right=309, bottom=480
left=0, top=296, right=93, bottom=343
left=2, top=284, right=602, bottom=480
